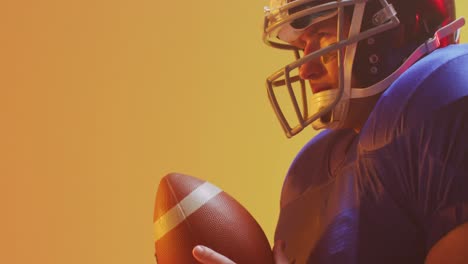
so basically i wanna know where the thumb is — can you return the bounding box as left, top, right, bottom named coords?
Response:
left=273, top=240, right=291, bottom=264
left=192, top=245, right=236, bottom=264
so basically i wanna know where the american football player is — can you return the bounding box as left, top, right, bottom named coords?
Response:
left=193, top=0, right=468, bottom=263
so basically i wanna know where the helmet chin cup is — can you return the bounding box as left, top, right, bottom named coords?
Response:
left=310, top=89, right=349, bottom=130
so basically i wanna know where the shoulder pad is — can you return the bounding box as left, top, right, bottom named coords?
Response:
left=360, top=44, right=468, bottom=151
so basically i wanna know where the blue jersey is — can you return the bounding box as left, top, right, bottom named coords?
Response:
left=274, top=44, right=468, bottom=263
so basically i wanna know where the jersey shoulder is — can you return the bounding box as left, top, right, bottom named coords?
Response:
left=360, top=44, right=468, bottom=151
left=280, top=129, right=357, bottom=207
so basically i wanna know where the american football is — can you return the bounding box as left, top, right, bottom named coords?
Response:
left=153, top=173, right=274, bottom=264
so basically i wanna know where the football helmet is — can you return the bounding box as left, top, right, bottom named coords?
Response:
left=263, top=0, right=464, bottom=138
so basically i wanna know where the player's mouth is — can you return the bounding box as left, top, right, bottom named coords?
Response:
left=310, top=83, right=333, bottom=94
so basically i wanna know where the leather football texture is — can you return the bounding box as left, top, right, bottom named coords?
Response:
left=153, top=173, right=274, bottom=264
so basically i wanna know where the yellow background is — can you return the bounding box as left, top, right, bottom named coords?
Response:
left=1, top=1, right=467, bottom=263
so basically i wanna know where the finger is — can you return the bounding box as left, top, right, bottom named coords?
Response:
left=192, top=245, right=236, bottom=264
left=273, top=240, right=290, bottom=264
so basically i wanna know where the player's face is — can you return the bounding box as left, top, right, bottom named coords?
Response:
left=290, top=16, right=354, bottom=93
left=290, top=16, right=378, bottom=131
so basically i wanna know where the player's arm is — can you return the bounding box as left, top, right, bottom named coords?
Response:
left=192, top=241, right=290, bottom=264
left=425, top=222, right=468, bottom=264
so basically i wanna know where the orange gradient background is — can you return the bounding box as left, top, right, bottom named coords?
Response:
left=1, top=1, right=467, bottom=263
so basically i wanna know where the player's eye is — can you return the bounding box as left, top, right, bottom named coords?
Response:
left=318, top=31, right=335, bottom=42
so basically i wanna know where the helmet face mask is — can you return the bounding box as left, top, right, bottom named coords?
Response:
left=263, top=0, right=459, bottom=138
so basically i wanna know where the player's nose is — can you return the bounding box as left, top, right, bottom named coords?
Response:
left=299, top=42, right=326, bottom=80
left=299, top=58, right=326, bottom=80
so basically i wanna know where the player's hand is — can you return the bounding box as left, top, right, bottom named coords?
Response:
left=192, top=240, right=290, bottom=264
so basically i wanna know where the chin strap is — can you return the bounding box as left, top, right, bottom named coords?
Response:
left=351, top=17, right=466, bottom=98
